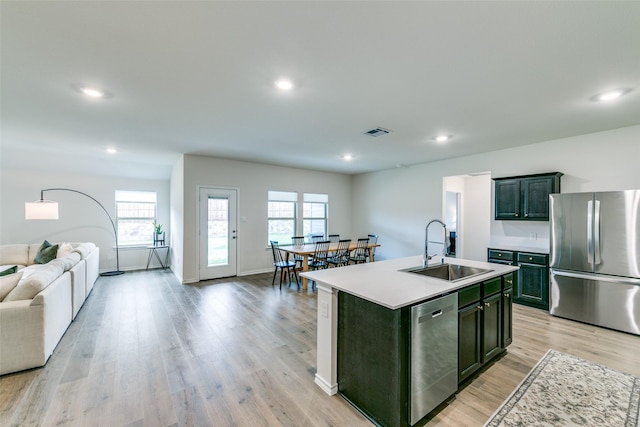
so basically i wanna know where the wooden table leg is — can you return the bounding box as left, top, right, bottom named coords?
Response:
left=302, top=255, right=309, bottom=290
left=368, top=247, right=375, bottom=262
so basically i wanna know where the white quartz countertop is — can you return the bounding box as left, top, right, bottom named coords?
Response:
left=301, top=255, right=519, bottom=310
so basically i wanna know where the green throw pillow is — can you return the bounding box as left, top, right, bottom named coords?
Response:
left=35, top=240, right=59, bottom=264
left=0, top=266, right=17, bottom=276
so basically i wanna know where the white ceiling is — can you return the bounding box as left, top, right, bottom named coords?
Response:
left=2, top=1, right=639, bottom=179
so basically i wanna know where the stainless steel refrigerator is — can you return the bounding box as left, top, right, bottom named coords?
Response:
left=549, top=190, right=640, bottom=336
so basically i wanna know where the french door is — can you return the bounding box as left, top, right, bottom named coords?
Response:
left=199, top=187, right=237, bottom=280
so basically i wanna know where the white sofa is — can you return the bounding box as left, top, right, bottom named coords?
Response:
left=0, top=242, right=99, bottom=375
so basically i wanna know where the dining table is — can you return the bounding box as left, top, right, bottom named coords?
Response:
left=281, top=241, right=380, bottom=290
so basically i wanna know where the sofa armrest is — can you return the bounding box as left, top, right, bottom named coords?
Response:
left=85, top=247, right=99, bottom=296
left=0, top=299, right=45, bottom=375
left=32, top=271, right=72, bottom=356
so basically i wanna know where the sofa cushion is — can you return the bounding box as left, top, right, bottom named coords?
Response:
left=3, top=262, right=65, bottom=301
left=0, top=272, right=23, bottom=301
left=58, top=252, right=81, bottom=271
left=34, top=241, right=59, bottom=264
left=72, top=242, right=96, bottom=259
left=0, top=245, right=29, bottom=267
left=0, top=266, right=18, bottom=276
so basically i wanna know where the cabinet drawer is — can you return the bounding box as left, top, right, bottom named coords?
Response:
left=517, top=252, right=548, bottom=265
left=458, top=284, right=481, bottom=308
left=488, top=249, right=514, bottom=262
left=502, top=273, right=515, bottom=289
left=483, top=277, right=502, bottom=297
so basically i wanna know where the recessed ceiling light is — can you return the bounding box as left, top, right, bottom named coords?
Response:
left=106, top=147, right=117, bottom=154
left=434, top=134, right=452, bottom=143
left=81, top=87, right=105, bottom=98
left=72, top=84, right=112, bottom=98
left=275, top=79, right=294, bottom=90
left=342, top=154, right=353, bottom=161
left=590, top=88, right=632, bottom=102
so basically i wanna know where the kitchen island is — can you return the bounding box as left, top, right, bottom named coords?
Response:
left=302, top=255, right=518, bottom=427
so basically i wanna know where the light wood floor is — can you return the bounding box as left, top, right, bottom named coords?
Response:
left=1, top=270, right=639, bottom=427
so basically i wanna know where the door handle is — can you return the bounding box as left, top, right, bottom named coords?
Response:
left=587, top=200, right=594, bottom=267
left=594, top=200, right=601, bottom=265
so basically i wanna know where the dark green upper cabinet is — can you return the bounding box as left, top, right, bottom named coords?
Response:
left=494, top=172, right=562, bottom=221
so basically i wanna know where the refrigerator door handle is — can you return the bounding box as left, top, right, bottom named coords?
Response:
left=552, top=269, right=640, bottom=285
left=587, top=200, right=594, bottom=268
left=594, top=199, right=601, bottom=265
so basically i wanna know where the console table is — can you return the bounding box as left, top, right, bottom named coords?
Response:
left=146, top=245, right=170, bottom=270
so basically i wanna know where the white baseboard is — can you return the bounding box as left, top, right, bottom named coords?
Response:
left=314, top=374, right=338, bottom=396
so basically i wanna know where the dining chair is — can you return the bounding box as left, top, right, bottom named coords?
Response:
left=270, top=241, right=299, bottom=290
left=349, top=237, right=370, bottom=264
left=367, top=234, right=379, bottom=262
left=291, top=236, right=306, bottom=269
left=328, top=239, right=351, bottom=267
left=308, top=240, right=330, bottom=290
left=310, top=233, right=325, bottom=243
left=327, top=234, right=340, bottom=257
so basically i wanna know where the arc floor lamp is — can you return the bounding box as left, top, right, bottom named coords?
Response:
left=25, top=188, right=125, bottom=276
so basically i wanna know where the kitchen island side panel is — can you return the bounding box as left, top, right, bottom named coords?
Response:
left=338, top=291, right=409, bottom=427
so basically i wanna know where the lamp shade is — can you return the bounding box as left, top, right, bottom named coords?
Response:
left=25, top=200, right=59, bottom=220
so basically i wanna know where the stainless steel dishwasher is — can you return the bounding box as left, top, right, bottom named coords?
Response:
left=410, top=293, right=458, bottom=425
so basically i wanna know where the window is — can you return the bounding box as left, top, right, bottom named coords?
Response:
left=267, top=191, right=297, bottom=245
left=303, top=193, right=328, bottom=238
left=115, top=191, right=157, bottom=246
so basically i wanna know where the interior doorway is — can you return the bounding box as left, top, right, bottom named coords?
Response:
left=442, top=173, right=491, bottom=262
left=444, top=191, right=460, bottom=257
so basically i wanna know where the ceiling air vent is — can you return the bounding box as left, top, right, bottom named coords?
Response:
left=364, top=127, right=392, bottom=137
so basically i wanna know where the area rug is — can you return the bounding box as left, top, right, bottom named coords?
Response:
left=484, top=349, right=640, bottom=427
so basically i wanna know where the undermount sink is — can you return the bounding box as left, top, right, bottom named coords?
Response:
left=401, top=263, right=493, bottom=282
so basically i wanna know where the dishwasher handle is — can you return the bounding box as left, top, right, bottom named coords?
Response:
left=418, top=304, right=455, bottom=324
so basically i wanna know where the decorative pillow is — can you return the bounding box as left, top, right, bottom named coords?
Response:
left=0, top=265, right=18, bottom=276
left=0, top=272, right=23, bottom=301
left=57, top=242, right=74, bottom=258
left=34, top=240, right=59, bottom=264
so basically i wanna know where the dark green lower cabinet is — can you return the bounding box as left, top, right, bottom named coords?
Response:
left=489, top=249, right=549, bottom=311
left=502, top=285, right=513, bottom=347
left=482, top=292, right=502, bottom=361
left=458, top=303, right=482, bottom=383
left=458, top=276, right=512, bottom=385
left=516, top=262, right=549, bottom=309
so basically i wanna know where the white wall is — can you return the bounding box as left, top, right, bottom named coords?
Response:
left=170, top=156, right=185, bottom=282
left=352, top=125, right=640, bottom=260
left=0, top=169, right=170, bottom=273
left=177, top=155, right=353, bottom=283
left=3, top=125, right=637, bottom=279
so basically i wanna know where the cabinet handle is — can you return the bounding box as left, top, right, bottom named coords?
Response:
left=477, top=305, right=483, bottom=311
left=498, top=254, right=502, bottom=257
left=525, top=214, right=529, bottom=217
left=505, top=293, right=510, bottom=299
left=506, top=279, right=513, bottom=285
left=485, top=302, right=491, bottom=308
left=515, top=214, right=519, bottom=217
left=529, top=257, right=533, bottom=261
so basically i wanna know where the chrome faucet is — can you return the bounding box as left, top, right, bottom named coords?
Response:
left=424, top=219, right=447, bottom=266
